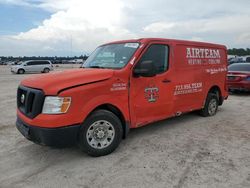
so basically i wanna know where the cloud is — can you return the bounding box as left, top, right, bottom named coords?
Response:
left=144, top=22, right=176, bottom=33
left=0, top=0, right=69, bottom=11
left=1, top=0, right=137, bottom=56
left=0, top=0, right=250, bottom=56
left=236, top=33, right=250, bottom=46
left=142, top=15, right=250, bottom=41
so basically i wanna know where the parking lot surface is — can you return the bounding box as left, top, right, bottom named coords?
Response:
left=0, top=65, right=250, bottom=188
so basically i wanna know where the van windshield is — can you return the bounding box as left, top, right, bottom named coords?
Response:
left=82, top=43, right=139, bottom=69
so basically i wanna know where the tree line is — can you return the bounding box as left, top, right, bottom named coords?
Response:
left=228, top=48, right=250, bottom=56
left=0, top=55, right=89, bottom=63
left=1, top=48, right=250, bottom=62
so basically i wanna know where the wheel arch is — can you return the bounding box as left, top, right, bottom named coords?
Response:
left=207, top=85, right=223, bottom=105
left=18, top=68, right=25, bottom=74
left=43, top=67, right=50, bottom=71
left=86, top=103, right=129, bottom=139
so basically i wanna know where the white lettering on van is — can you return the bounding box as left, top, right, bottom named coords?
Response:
left=200, top=49, right=205, bottom=58
left=111, top=83, right=127, bottom=91
left=186, top=48, right=192, bottom=58
left=174, top=82, right=203, bottom=95
left=186, top=48, right=221, bottom=59
left=206, top=66, right=227, bottom=74
left=186, top=47, right=221, bottom=65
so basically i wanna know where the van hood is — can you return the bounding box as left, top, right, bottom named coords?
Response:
left=21, top=68, right=114, bottom=94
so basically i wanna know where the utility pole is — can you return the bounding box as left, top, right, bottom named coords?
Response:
left=70, top=35, right=73, bottom=58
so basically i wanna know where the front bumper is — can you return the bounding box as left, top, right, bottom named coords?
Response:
left=11, top=69, right=18, bottom=73
left=16, top=116, right=80, bottom=147
left=227, top=82, right=250, bottom=91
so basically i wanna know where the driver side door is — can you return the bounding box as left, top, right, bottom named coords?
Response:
left=129, top=43, right=175, bottom=127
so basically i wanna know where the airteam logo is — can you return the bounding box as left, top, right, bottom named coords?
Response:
left=144, top=86, right=159, bottom=102
left=186, top=48, right=221, bottom=59
left=186, top=47, right=221, bottom=65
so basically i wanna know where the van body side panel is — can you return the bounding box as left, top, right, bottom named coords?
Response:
left=172, top=43, right=228, bottom=113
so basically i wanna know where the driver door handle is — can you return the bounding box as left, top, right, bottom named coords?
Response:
left=162, top=79, right=171, bottom=83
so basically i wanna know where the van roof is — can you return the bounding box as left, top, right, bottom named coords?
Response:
left=104, top=38, right=226, bottom=49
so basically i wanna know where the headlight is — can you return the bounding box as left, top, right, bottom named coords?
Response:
left=42, top=96, right=71, bottom=114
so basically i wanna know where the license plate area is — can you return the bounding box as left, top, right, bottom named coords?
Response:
left=17, top=121, right=30, bottom=138
left=227, top=76, right=236, bottom=80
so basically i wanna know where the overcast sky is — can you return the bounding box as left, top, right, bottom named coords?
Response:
left=0, top=0, right=250, bottom=56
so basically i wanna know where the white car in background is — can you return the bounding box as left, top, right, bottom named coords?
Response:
left=11, top=60, right=53, bottom=74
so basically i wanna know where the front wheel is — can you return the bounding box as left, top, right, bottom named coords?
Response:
left=199, top=93, right=219, bottom=117
left=18, top=69, right=25, bottom=74
left=43, top=68, right=50, bottom=73
left=78, top=110, right=123, bottom=157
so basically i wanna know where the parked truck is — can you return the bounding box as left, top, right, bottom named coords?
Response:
left=16, top=38, right=228, bottom=156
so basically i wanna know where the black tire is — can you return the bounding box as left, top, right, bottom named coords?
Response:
left=199, top=93, right=219, bottom=117
left=43, top=68, right=50, bottom=73
left=18, top=69, right=25, bottom=74
left=229, top=88, right=236, bottom=93
left=78, top=110, right=123, bottom=157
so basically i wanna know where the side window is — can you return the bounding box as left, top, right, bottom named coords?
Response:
left=26, top=61, right=35, bottom=66
left=32, top=61, right=39, bottom=65
left=138, top=44, right=169, bottom=74
left=40, top=61, right=50, bottom=65
left=37, top=61, right=44, bottom=65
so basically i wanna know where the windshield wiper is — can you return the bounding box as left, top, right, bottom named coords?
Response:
left=82, top=65, right=106, bottom=69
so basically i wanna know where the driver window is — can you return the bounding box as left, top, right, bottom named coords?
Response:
left=138, top=44, right=169, bottom=74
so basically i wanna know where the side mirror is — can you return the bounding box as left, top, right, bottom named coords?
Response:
left=133, top=60, right=156, bottom=77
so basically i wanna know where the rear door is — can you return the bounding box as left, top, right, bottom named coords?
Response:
left=24, top=61, right=35, bottom=72
left=35, top=61, right=45, bottom=72
left=129, top=42, right=175, bottom=127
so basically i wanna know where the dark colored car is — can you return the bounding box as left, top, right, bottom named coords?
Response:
left=227, top=63, right=250, bottom=91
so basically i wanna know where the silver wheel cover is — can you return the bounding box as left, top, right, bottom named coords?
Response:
left=208, top=98, right=217, bottom=115
left=86, top=120, right=115, bottom=149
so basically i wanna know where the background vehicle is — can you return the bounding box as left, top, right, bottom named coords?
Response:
left=11, top=60, right=53, bottom=74
left=228, top=57, right=244, bottom=65
left=246, top=57, right=250, bottom=63
left=227, top=63, right=250, bottom=92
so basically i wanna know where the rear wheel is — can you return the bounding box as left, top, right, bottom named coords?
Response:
left=43, top=68, right=50, bottom=73
left=199, top=93, right=218, bottom=117
left=18, top=69, right=25, bottom=74
left=78, top=110, right=123, bottom=157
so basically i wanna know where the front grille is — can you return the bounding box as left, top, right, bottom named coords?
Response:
left=17, top=86, right=45, bottom=119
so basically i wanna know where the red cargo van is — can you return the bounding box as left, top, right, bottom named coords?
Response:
left=16, top=38, right=228, bottom=156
